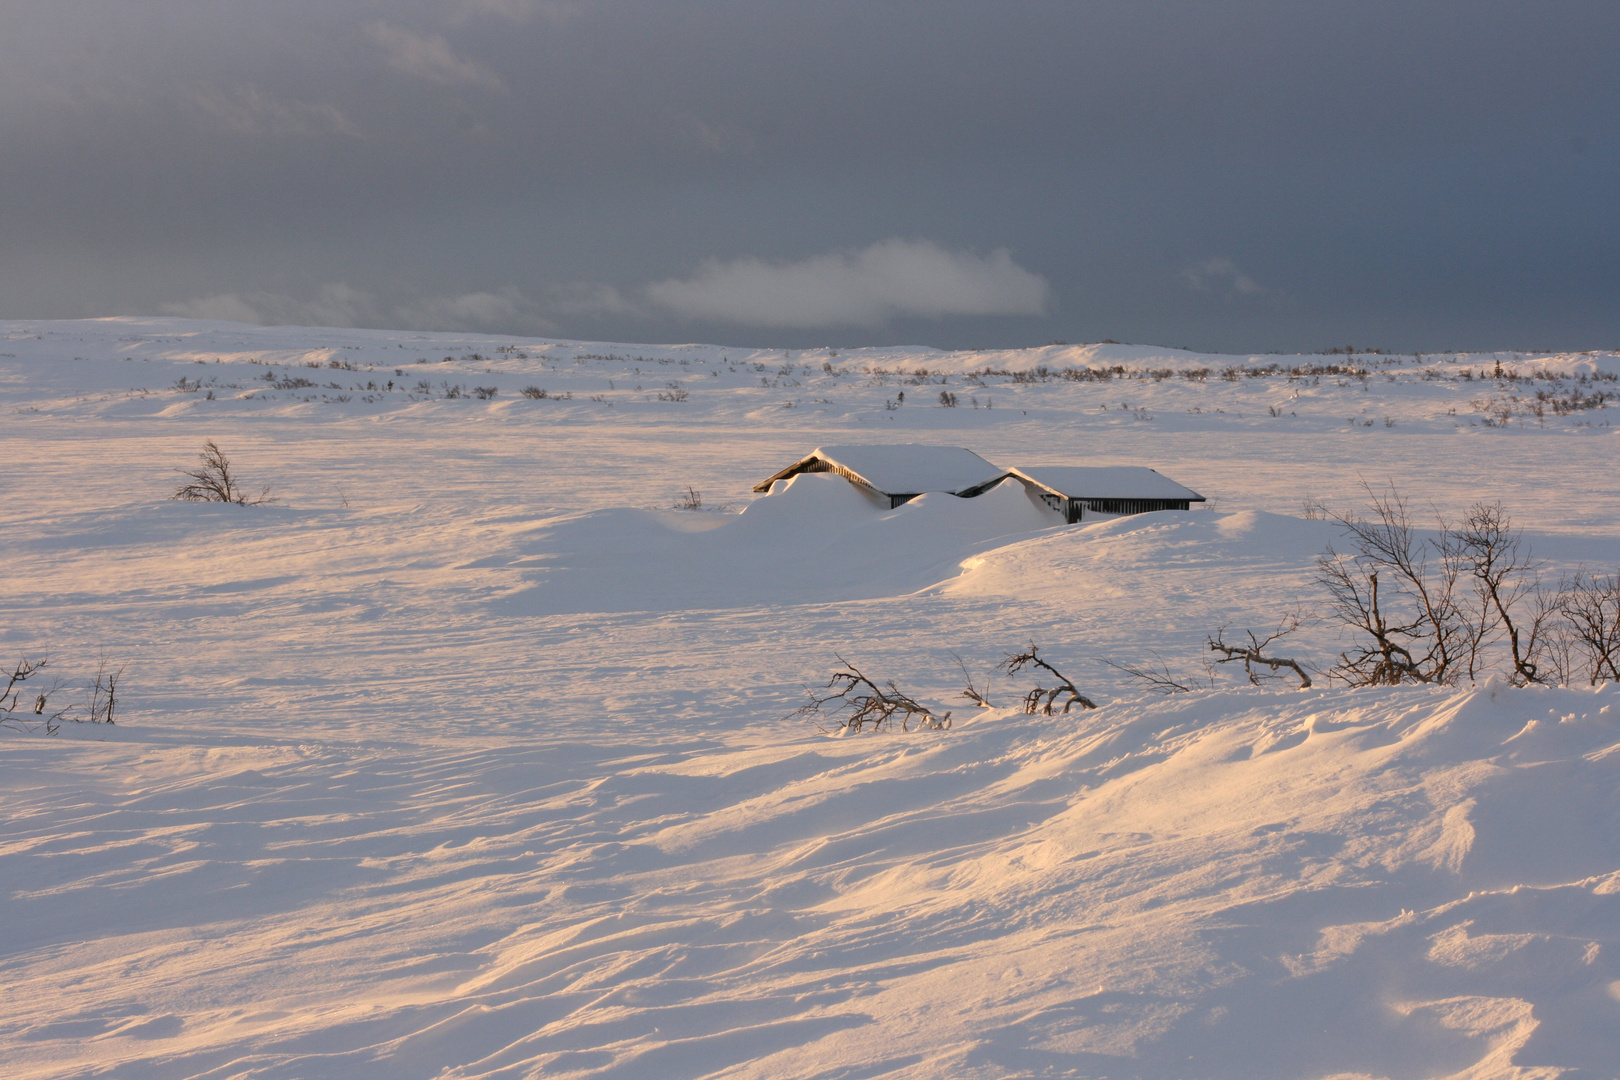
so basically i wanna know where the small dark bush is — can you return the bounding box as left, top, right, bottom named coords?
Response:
left=171, top=440, right=274, bottom=505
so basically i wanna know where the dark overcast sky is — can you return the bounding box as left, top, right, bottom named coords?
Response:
left=3, top=1, right=1616, bottom=351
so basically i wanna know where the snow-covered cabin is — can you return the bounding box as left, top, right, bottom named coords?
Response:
left=752, top=445, right=1004, bottom=508
left=959, top=465, right=1206, bottom=523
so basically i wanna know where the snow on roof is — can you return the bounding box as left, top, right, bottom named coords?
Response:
left=754, top=444, right=1004, bottom=495
left=1005, top=465, right=1205, bottom=501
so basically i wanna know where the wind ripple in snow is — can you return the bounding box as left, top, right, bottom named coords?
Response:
left=5, top=683, right=1619, bottom=1078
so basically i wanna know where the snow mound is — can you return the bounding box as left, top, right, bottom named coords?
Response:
left=493, top=473, right=1062, bottom=614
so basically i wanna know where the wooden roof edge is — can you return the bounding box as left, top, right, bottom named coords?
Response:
left=954, top=471, right=1018, bottom=498
left=751, top=452, right=879, bottom=494
left=974, top=467, right=1208, bottom=502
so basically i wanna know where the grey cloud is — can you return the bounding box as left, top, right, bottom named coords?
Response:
left=364, top=21, right=505, bottom=90
left=1182, top=258, right=1264, bottom=298
left=6, top=3, right=1620, bottom=351
left=163, top=285, right=376, bottom=329
left=392, top=288, right=557, bottom=335
left=192, top=86, right=362, bottom=139
left=542, top=282, right=639, bottom=319
left=453, top=0, right=579, bottom=24
left=664, top=110, right=756, bottom=155
left=645, top=240, right=1050, bottom=328
left=164, top=283, right=563, bottom=336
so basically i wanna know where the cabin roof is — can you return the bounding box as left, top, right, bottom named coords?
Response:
left=964, top=465, right=1205, bottom=501
left=753, top=444, right=1004, bottom=495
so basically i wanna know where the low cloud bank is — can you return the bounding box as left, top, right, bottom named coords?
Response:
left=160, top=241, right=1047, bottom=335
left=162, top=284, right=558, bottom=335
left=645, top=239, right=1049, bottom=328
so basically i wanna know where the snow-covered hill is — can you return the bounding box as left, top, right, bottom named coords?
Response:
left=3, top=318, right=1619, bottom=1079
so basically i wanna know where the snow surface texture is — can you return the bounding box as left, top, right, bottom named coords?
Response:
left=3, top=317, right=1620, bottom=1080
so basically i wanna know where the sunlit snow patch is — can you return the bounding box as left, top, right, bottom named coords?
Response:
left=492, top=472, right=1064, bottom=614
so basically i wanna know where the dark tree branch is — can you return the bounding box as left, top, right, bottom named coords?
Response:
left=172, top=439, right=275, bottom=505
left=1453, top=502, right=1547, bottom=685
left=795, top=657, right=951, bottom=733
left=953, top=652, right=994, bottom=709
left=1208, top=619, right=1313, bottom=688
left=1100, top=653, right=1204, bottom=694
left=1001, top=644, right=1097, bottom=713
left=1560, top=571, right=1620, bottom=685
left=2, top=656, right=78, bottom=736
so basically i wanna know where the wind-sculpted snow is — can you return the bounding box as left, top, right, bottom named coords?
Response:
left=493, top=474, right=1059, bottom=614
left=3, top=318, right=1620, bottom=1079
left=5, top=685, right=1618, bottom=1078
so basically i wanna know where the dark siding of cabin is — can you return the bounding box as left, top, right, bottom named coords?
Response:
left=1083, top=498, right=1192, bottom=515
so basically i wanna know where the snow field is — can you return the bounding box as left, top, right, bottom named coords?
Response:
left=3, top=318, right=1620, bottom=1079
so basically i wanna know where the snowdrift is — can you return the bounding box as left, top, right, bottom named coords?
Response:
left=493, top=473, right=1062, bottom=614
left=6, top=682, right=1617, bottom=1079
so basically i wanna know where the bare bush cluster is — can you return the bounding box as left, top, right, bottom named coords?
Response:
left=797, top=644, right=1098, bottom=734
left=1001, top=644, right=1097, bottom=713
left=1316, top=484, right=1619, bottom=686
left=797, top=657, right=952, bottom=733
left=171, top=440, right=274, bottom=505
left=2, top=656, right=125, bottom=736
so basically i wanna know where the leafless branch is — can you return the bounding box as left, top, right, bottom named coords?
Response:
left=1001, top=643, right=1097, bottom=713
left=1452, top=502, right=1547, bottom=684
left=1, top=656, right=75, bottom=735
left=1208, top=618, right=1313, bottom=688
left=172, top=439, right=275, bottom=505
left=953, top=652, right=995, bottom=708
left=795, top=657, right=951, bottom=733
left=1100, top=652, right=1205, bottom=694
left=1316, top=482, right=1468, bottom=685
left=89, top=657, right=126, bottom=725
left=1559, top=571, right=1620, bottom=685
left=2, top=655, right=45, bottom=709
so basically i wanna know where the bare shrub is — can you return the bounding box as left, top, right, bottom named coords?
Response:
left=1316, top=484, right=1468, bottom=684
left=673, top=486, right=703, bottom=510
left=953, top=653, right=994, bottom=709
left=1558, top=572, right=1620, bottom=684
left=2, top=658, right=59, bottom=723
left=1001, top=644, right=1096, bottom=713
left=2, top=655, right=124, bottom=735
left=472, top=386, right=498, bottom=400
left=1316, top=485, right=1556, bottom=686
left=1208, top=618, right=1313, bottom=688
left=1451, top=502, right=1551, bottom=684
left=1101, top=653, right=1209, bottom=694
left=796, top=658, right=951, bottom=732
left=172, top=440, right=274, bottom=505
left=89, top=657, right=126, bottom=725
left=520, top=386, right=549, bottom=399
